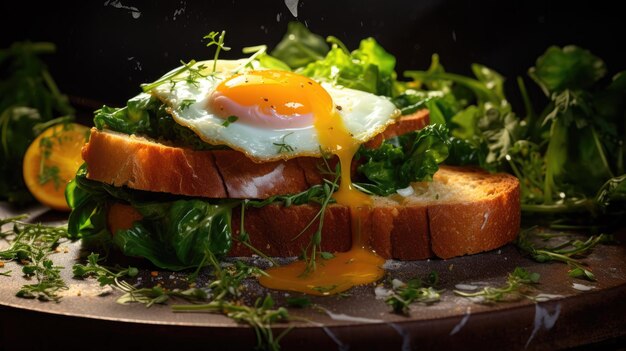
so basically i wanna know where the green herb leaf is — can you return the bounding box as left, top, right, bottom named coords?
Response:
left=286, top=296, right=312, bottom=308
left=454, top=267, right=540, bottom=303
left=0, top=215, right=69, bottom=301
left=221, top=115, right=238, bottom=127
left=529, top=45, right=606, bottom=95
left=271, top=21, right=330, bottom=69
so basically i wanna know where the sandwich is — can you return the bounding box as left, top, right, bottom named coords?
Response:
left=66, top=39, right=520, bottom=295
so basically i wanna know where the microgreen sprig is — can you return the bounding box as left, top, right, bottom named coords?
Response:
left=454, top=267, right=540, bottom=303
left=515, top=227, right=612, bottom=281
left=1, top=215, right=69, bottom=301
left=385, top=272, right=441, bottom=315
left=204, top=30, right=231, bottom=73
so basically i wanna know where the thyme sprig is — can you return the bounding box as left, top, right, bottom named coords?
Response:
left=172, top=250, right=290, bottom=351
left=173, top=295, right=291, bottom=351
left=1, top=215, right=69, bottom=301
left=515, top=227, right=612, bottom=281
left=72, top=252, right=138, bottom=287
left=454, top=267, right=540, bottom=303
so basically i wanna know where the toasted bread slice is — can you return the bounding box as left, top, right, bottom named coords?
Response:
left=82, top=110, right=429, bottom=199
left=107, top=166, right=520, bottom=260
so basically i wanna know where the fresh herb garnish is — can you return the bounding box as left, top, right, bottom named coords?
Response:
left=72, top=252, right=138, bottom=286
left=454, top=267, right=540, bottom=303
left=273, top=132, right=295, bottom=153
left=179, top=99, right=195, bottom=111
left=171, top=250, right=290, bottom=351
left=1, top=270, right=12, bottom=276
left=0, top=215, right=69, bottom=301
left=515, top=227, right=612, bottom=281
left=221, top=115, right=238, bottom=127
left=297, top=177, right=339, bottom=276
left=236, top=202, right=279, bottom=267
left=204, top=30, right=231, bottom=73
left=175, top=295, right=291, bottom=351
left=385, top=272, right=441, bottom=315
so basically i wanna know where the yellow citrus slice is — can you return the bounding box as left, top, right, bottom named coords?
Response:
left=23, top=123, right=90, bottom=211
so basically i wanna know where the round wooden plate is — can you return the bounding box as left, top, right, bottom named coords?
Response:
left=1, top=203, right=625, bottom=350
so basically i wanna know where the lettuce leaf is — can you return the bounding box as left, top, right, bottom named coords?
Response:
left=298, top=37, right=397, bottom=96
left=270, top=21, right=330, bottom=69
left=66, top=165, right=233, bottom=270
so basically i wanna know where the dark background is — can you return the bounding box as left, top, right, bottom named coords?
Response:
left=2, top=0, right=625, bottom=111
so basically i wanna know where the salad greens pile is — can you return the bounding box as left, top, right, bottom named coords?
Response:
left=0, top=42, right=75, bottom=205
left=401, top=46, right=626, bottom=227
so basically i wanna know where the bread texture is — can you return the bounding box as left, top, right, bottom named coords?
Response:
left=82, top=110, right=429, bottom=199
left=107, top=166, right=520, bottom=260
left=229, top=166, right=520, bottom=259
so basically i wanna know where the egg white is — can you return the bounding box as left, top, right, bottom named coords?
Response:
left=150, top=60, right=400, bottom=162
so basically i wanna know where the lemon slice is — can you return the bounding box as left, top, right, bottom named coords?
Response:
left=23, top=123, right=89, bottom=211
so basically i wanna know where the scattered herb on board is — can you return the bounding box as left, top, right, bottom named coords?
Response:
left=0, top=215, right=69, bottom=301
left=515, top=227, right=613, bottom=281
left=454, top=267, right=540, bottom=303
left=385, top=271, right=441, bottom=315
left=171, top=250, right=291, bottom=351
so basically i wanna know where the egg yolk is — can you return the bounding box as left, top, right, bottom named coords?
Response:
left=216, top=70, right=384, bottom=296
left=209, top=70, right=323, bottom=129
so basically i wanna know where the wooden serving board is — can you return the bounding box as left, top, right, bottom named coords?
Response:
left=1, top=203, right=625, bottom=350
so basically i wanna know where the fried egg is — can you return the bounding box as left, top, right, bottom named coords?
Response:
left=150, top=60, right=400, bottom=163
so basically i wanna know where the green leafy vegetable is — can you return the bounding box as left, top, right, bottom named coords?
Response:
left=298, top=35, right=397, bottom=96
left=94, top=93, right=223, bottom=151
left=66, top=165, right=234, bottom=270
left=529, top=45, right=606, bottom=95
left=271, top=21, right=330, bottom=69
left=356, top=124, right=450, bottom=195
left=0, top=42, right=75, bottom=204
left=403, top=46, right=626, bottom=224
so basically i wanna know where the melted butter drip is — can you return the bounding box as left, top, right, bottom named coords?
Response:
left=259, top=101, right=384, bottom=295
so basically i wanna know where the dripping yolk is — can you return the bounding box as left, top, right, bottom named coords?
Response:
left=221, top=71, right=386, bottom=296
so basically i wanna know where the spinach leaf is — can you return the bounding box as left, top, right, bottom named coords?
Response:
left=66, top=166, right=234, bottom=271
left=356, top=124, right=450, bottom=195
left=94, top=93, right=223, bottom=151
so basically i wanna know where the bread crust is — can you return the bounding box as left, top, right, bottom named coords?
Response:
left=82, top=110, right=430, bottom=199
